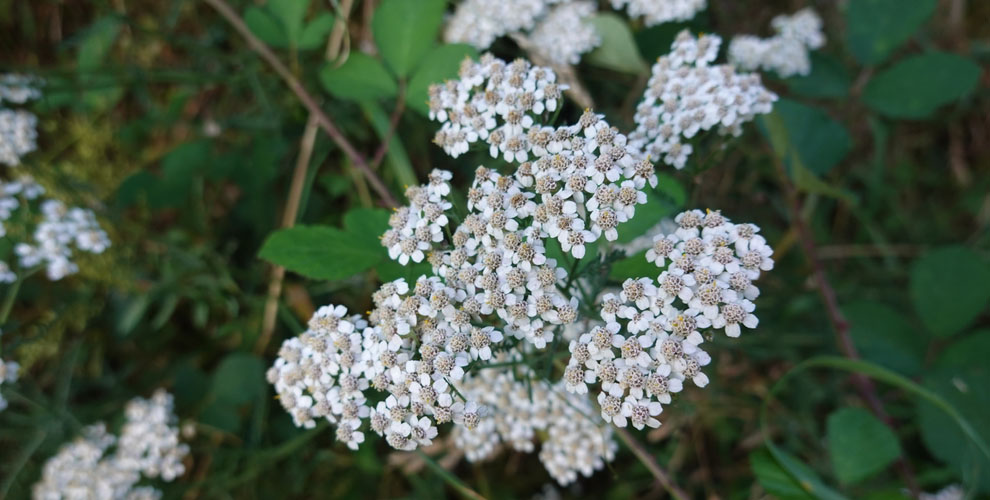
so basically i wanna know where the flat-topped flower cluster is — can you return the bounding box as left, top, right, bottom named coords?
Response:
left=270, top=32, right=777, bottom=486
left=729, top=8, right=826, bottom=78
left=0, top=175, right=110, bottom=282
left=33, top=390, right=189, bottom=500
left=628, top=31, right=777, bottom=169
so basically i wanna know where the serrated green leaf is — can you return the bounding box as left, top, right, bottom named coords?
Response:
left=319, top=53, right=397, bottom=102
left=586, top=13, right=648, bottom=74
left=863, top=53, right=980, bottom=119
left=258, top=225, right=384, bottom=280
left=750, top=449, right=816, bottom=500
left=826, top=407, right=902, bottom=484
left=408, top=44, right=479, bottom=116
left=846, top=0, right=936, bottom=65
left=211, top=352, right=266, bottom=406
left=372, top=0, right=446, bottom=78
left=844, top=301, right=927, bottom=376
left=909, top=246, right=990, bottom=337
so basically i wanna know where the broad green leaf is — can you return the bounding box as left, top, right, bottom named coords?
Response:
left=268, top=0, right=309, bottom=45
left=298, top=12, right=335, bottom=50
left=200, top=400, right=242, bottom=433
left=918, top=362, right=990, bottom=493
left=845, top=0, right=936, bottom=65
left=934, top=329, right=990, bottom=370
left=614, top=174, right=686, bottom=244
left=258, top=225, right=384, bottom=280
left=863, top=53, right=980, bottom=119
left=909, top=246, right=990, bottom=337
left=826, top=407, right=901, bottom=484
left=319, top=53, right=398, bottom=102
left=372, top=0, right=446, bottom=78
left=244, top=6, right=289, bottom=47
left=771, top=99, right=851, bottom=176
left=750, top=449, right=816, bottom=500
left=149, top=140, right=211, bottom=209
left=408, top=44, right=479, bottom=116
left=586, top=13, right=648, bottom=74
left=784, top=53, right=851, bottom=98
left=343, top=207, right=390, bottom=250
left=760, top=109, right=855, bottom=204
left=844, top=301, right=927, bottom=376
left=211, top=352, right=266, bottom=406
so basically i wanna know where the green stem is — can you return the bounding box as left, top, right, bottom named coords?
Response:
left=415, top=450, right=487, bottom=500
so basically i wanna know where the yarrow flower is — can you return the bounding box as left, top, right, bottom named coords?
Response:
left=0, top=74, right=42, bottom=167
left=563, top=210, right=774, bottom=429
left=270, top=50, right=778, bottom=487
left=610, top=0, right=706, bottom=27
left=452, top=360, right=617, bottom=486
left=728, top=8, right=826, bottom=77
left=33, top=390, right=190, bottom=499
left=444, top=0, right=601, bottom=66
left=0, top=175, right=111, bottom=281
left=628, top=31, right=777, bottom=170
left=0, top=357, right=19, bottom=412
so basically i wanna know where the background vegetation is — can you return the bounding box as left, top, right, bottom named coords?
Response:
left=1, top=0, right=988, bottom=498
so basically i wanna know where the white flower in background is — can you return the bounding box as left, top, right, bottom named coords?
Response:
left=728, top=8, right=826, bottom=77
left=0, top=176, right=111, bottom=281
left=529, top=2, right=602, bottom=66
left=445, top=0, right=600, bottom=66
left=0, top=74, right=41, bottom=167
left=610, top=0, right=706, bottom=27
left=0, top=358, right=19, bottom=412
left=918, top=484, right=964, bottom=500
left=629, top=31, right=777, bottom=170
left=32, top=390, right=189, bottom=499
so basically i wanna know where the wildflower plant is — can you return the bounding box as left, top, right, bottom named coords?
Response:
left=269, top=33, right=777, bottom=485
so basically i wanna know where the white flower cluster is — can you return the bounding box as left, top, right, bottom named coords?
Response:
left=728, top=8, right=825, bottom=78
left=452, top=360, right=616, bottom=485
left=0, top=358, right=19, bottom=412
left=629, top=31, right=777, bottom=169
left=444, top=0, right=601, bottom=66
left=430, top=56, right=660, bottom=254
left=33, top=390, right=189, bottom=500
left=563, top=210, right=773, bottom=429
left=0, top=74, right=41, bottom=167
left=609, top=0, right=705, bottom=27
left=0, top=175, right=110, bottom=282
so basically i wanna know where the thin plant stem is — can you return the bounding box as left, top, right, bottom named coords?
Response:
left=614, top=427, right=690, bottom=500
left=773, top=160, right=921, bottom=496
left=415, top=450, right=487, bottom=500
left=201, top=0, right=398, bottom=208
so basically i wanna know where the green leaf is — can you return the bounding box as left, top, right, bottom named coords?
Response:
left=319, top=53, right=398, bottom=102
left=268, top=0, right=309, bottom=45
left=372, top=0, right=446, bottom=78
left=408, top=44, right=479, bottom=116
left=586, top=13, right=648, bottom=74
left=934, top=329, right=990, bottom=370
left=298, top=12, right=335, bottom=50
left=845, top=0, right=936, bottom=65
left=77, top=17, right=123, bottom=111
left=609, top=250, right=658, bottom=282
left=910, top=246, right=990, bottom=337
left=826, top=407, right=902, bottom=484
left=343, top=207, right=390, bottom=250
left=78, top=17, right=121, bottom=71
left=149, top=140, right=211, bottom=209
left=244, top=6, right=289, bottom=48
left=844, top=301, right=928, bottom=376
left=211, top=352, right=266, bottom=406
left=258, top=225, right=384, bottom=281
left=784, top=53, right=851, bottom=98
left=918, top=362, right=990, bottom=493
left=770, top=99, right=851, bottom=176
left=863, top=53, right=981, bottom=119
left=750, top=449, right=816, bottom=500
